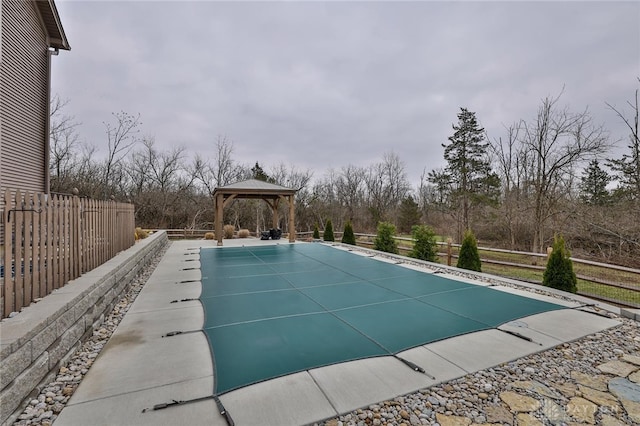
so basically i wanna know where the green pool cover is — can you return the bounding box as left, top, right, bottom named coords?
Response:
left=200, top=244, right=564, bottom=394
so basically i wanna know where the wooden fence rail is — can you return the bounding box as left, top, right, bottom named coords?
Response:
left=0, top=190, right=136, bottom=318
left=296, top=231, right=640, bottom=308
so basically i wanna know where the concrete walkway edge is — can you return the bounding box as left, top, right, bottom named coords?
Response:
left=0, top=231, right=169, bottom=425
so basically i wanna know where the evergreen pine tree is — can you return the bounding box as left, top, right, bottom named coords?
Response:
left=457, top=229, right=481, bottom=272
left=373, top=222, right=398, bottom=254
left=341, top=221, right=356, bottom=245
left=398, top=195, right=422, bottom=234
left=323, top=219, right=334, bottom=242
left=580, top=160, right=611, bottom=205
left=409, top=225, right=438, bottom=262
left=251, top=162, right=273, bottom=182
left=543, top=235, right=578, bottom=293
left=432, top=108, right=500, bottom=234
left=312, top=223, right=320, bottom=239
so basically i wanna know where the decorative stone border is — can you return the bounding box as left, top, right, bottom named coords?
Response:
left=0, top=231, right=169, bottom=425
left=327, top=241, right=626, bottom=317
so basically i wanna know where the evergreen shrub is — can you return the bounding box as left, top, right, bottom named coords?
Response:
left=409, top=225, right=438, bottom=262
left=323, top=219, right=335, bottom=242
left=341, top=221, right=356, bottom=245
left=543, top=235, right=578, bottom=293
left=457, top=230, right=481, bottom=272
left=374, top=222, right=398, bottom=254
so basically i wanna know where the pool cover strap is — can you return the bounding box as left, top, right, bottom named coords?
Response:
left=572, top=304, right=612, bottom=318
left=142, top=394, right=235, bottom=426
left=200, top=244, right=565, bottom=395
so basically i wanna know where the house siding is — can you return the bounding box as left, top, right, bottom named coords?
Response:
left=0, top=0, right=49, bottom=195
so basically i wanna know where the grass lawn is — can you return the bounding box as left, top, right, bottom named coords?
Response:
left=354, top=236, right=640, bottom=307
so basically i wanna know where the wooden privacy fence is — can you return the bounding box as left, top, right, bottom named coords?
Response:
left=0, top=190, right=136, bottom=318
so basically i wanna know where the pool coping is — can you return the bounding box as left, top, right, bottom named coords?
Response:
left=53, top=240, right=625, bottom=426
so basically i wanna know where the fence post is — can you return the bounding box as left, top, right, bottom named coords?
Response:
left=447, top=237, right=453, bottom=266
left=14, top=190, right=24, bottom=311
left=23, top=192, right=33, bottom=307
left=45, top=193, right=53, bottom=295
left=38, top=193, right=46, bottom=297
left=3, top=190, right=14, bottom=316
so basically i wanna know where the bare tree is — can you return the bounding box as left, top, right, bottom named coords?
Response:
left=103, top=111, right=141, bottom=197
left=521, top=92, right=609, bottom=252
left=191, top=136, right=243, bottom=196
left=364, top=152, right=411, bottom=226
left=606, top=78, right=640, bottom=199
left=125, top=138, right=196, bottom=227
left=335, top=164, right=366, bottom=224
left=491, top=123, right=530, bottom=249
left=49, top=95, right=82, bottom=192
left=268, top=163, right=314, bottom=231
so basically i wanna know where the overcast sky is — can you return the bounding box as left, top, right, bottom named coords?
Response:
left=51, top=0, right=640, bottom=186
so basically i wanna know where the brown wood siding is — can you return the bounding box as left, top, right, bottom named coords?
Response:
left=0, top=0, right=49, bottom=195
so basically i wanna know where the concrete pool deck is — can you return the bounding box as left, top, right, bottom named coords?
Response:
left=54, top=239, right=622, bottom=426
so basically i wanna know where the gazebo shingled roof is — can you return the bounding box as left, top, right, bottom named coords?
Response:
left=212, top=179, right=297, bottom=245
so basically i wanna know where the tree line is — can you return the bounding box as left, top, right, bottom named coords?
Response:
left=49, top=81, right=640, bottom=267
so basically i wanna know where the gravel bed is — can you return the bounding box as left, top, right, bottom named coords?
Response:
left=317, top=319, right=638, bottom=425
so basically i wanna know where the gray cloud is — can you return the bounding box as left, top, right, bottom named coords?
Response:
left=52, top=0, right=640, bottom=185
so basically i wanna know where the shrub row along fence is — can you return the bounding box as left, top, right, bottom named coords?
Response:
left=0, top=190, right=136, bottom=318
left=147, top=228, right=640, bottom=308
left=349, top=233, right=640, bottom=309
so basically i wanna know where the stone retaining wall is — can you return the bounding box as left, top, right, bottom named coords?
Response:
left=0, top=231, right=169, bottom=425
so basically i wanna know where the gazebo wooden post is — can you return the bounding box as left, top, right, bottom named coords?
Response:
left=272, top=198, right=280, bottom=229
left=215, top=193, right=224, bottom=246
left=288, top=194, right=295, bottom=242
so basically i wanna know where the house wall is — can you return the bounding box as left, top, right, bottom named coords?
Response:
left=0, top=0, right=49, bottom=195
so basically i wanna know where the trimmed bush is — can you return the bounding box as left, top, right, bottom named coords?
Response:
left=135, top=227, right=148, bottom=240
left=223, top=224, right=235, bottom=239
left=323, top=219, right=335, bottom=242
left=204, top=232, right=215, bottom=240
left=457, top=230, right=481, bottom=272
left=341, top=221, right=356, bottom=245
left=238, top=229, right=250, bottom=238
left=313, top=223, right=320, bottom=239
left=409, top=225, right=438, bottom=262
left=543, top=235, right=577, bottom=293
left=373, top=222, right=398, bottom=254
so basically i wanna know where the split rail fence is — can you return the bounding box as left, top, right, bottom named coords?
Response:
left=357, top=233, right=640, bottom=309
left=297, top=231, right=640, bottom=309
left=0, top=190, right=136, bottom=318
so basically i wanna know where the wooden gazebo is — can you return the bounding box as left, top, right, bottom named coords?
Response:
left=212, top=179, right=297, bottom=246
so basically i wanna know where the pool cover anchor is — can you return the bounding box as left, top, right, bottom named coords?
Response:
left=394, top=355, right=435, bottom=380
left=141, top=394, right=235, bottom=426
left=498, top=328, right=542, bottom=346
left=571, top=304, right=612, bottom=318
left=161, top=329, right=201, bottom=338
left=170, top=298, right=199, bottom=303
